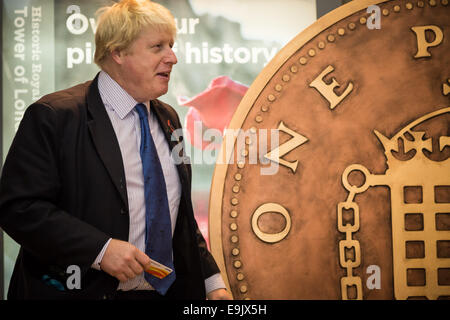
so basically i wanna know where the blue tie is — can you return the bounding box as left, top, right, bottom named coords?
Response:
left=135, top=103, right=175, bottom=295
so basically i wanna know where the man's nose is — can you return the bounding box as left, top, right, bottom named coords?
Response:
left=164, top=47, right=178, bottom=65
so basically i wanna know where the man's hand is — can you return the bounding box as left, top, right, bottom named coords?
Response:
left=100, top=239, right=151, bottom=282
left=207, top=288, right=233, bottom=300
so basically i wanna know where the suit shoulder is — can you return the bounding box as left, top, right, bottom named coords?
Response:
left=154, top=99, right=178, bottom=115
left=35, top=80, right=92, bottom=111
left=153, top=99, right=181, bottom=125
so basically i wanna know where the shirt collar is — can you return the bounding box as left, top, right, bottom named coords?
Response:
left=98, top=70, right=149, bottom=120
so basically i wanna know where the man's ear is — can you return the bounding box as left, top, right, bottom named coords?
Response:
left=111, top=49, right=124, bottom=65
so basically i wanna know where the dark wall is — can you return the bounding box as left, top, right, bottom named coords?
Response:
left=316, top=0, right=351, bottom=18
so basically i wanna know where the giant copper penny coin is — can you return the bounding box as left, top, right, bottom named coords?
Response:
left=209, top=0, right=449, bottom=299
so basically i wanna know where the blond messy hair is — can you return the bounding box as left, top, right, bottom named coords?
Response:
left=94, top=0, right=176, bottom=68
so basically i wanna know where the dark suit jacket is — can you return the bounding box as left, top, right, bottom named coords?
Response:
left=0, top=74, right=219, bottom=299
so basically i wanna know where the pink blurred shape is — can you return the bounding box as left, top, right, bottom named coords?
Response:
left=177, top=76, right=248, bottom=150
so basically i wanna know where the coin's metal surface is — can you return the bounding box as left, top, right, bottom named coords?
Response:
left=209, top=0, right=449, bottom=299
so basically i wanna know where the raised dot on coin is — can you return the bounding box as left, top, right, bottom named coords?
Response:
left=318, top=41, right=325, bottom=49
left=237, top=273, right=245, bottom=281
left=231, top=197, right=239, bottom=206
left=406, top=2, right=413, bottom=9
left=429, top=0, right=436, bottom=6
left=327, top=34, right=335, bottom=42
left=233, top=260, right=242, bottom=268
left=230, top=210, right=238, bottom=218
left=308, top=49, right=316, bottom=57
left=237, top=161, right=245, bottom=169
left=241, top=149, right=248, bottom=157
left=382, top=8, right=389, bottom=15
left=234, top=173, right=242, bottom=181
left=240, top=285, right=248, bottom=293
left=245, top=136, right=252, bottom=145
left=348, top=22, right=356, bottom=30
left=394, top=5, right=401, bottom=12
left=290, top=65, right=298, bottom=73
left=255, top=115, right=263, bottom=123
left=261, top=105, right=269, bottom=112
left=275, top=84, right=282, bottom=92
left=338, top=28, right=345, bottom=36
left=250, top=127, right=257, bottom=133
left=230, top=222, right=238, bottom=231
left=232, top=248, right=240, bottom=256
left=417, top=1, right=424, bottom=7
left=299, top=57, right=308, bottom=65
left=231, top=235, right=239, bottom=243
left=267, top=94, right=276, bottom=102
left=359, top=17, right=367, bottom=25
left=232, top=185, right=240, bottom=193
left=282, top=74, right=290, bottom=82
left=442, top=0, right=448, bottom=6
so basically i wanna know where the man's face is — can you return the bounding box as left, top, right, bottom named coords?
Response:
left=116, top=27, right=177, bottom=102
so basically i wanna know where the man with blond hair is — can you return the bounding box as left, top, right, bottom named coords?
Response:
left=0, top=0, right=230, bottom=300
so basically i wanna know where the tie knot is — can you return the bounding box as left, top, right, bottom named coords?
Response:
left=135, top=103, right=148, bottom=120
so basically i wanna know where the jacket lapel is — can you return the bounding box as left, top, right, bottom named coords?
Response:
left=86, top=75, right=129, bottom=209
left=151, top=100, right=191, bottom=195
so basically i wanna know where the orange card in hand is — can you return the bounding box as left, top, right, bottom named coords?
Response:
left=145, top=258, right=173, bottom=279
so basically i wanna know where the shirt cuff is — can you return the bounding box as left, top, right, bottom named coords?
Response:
left=91, top=238, right=112, bottom=271
left=205, top=273, right=226, bottom=294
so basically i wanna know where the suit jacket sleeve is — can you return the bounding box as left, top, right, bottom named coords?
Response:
left=0, top=102, right=109, bottom=274
left=193, top=214, right=220, bottom=279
